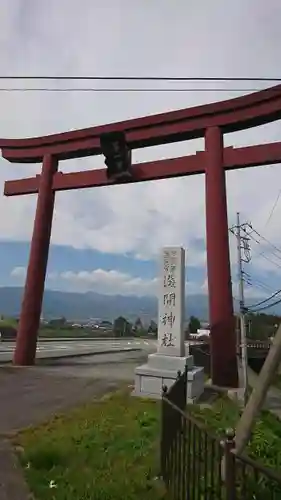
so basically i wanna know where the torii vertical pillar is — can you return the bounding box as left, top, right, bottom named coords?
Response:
left=205, top=127, right=238, bottom=387
left=13, top=155, right=58, bottom=366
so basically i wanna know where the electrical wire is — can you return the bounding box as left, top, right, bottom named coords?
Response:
left=241, top=228, right=281, bottom=269
left=0, top=75, right=280, bottom=92
left=235, top=223, right=281, bottom=311
left=0, top=87, right=277, bottom=92
left=243, top=184, right=281, bottom=268
left=0, top=76, right=280, bottom=81
left=250, top=295, right=281, bottom=312
left=230, top=220, right=281, bottom=313
left=263, top=188, right=281, bottom=230
left=247, top=240, right=281, bottom=270
left=248, top=225, right=281, bottom=257
left=247, top=287, right=281, bottom=309
left=244, top=273, right=275, bottom=294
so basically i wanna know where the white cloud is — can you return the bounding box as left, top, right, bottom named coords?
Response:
left=10, top=265, right=207, bottom=297
left=11, top=264, right=265, bottom=300
left=1, top=0, right=281, bottom=285
left=10, top=266, right=26, bottom=278
left=54, top=269, right=158, bottom=296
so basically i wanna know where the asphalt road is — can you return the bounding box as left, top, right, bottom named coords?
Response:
left=0, top=338, right=157, bottom=362
left=0, top=337, right=207, bottom=364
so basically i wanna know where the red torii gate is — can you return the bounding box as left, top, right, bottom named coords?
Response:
left=2, top=85, right=281, bottom=388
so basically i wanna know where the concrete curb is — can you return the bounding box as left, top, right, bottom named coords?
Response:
left=0, top=347, right=142, bottom=365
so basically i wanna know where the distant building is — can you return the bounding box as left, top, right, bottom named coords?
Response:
left=97, top=320, right=113, bottom=330
left=189, top=327, right=210, bottom=339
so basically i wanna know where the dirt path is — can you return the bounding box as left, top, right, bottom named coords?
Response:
left=0, top=366, right=120, bottom=435
left=0, top=360, right=136, bottom=499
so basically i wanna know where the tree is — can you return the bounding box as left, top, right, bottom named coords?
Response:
left=148, top=320, right=157, bottom=336
left=134, top=317, right=143, bottom=331
left=48, top=316, right=67, bottom=328
left=246, top=312, right=280, bottom=340
left=113, top=316, right=132, bottom=337
left=188, top=315, right=201, bottom=334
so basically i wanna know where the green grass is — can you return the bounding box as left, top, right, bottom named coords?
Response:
left=38, top=327, right=100, bottom=338
left=188, top=396, right=281, bottom=469
left=0, top=317, right=17, bottom=327
left=13, top=389, right=166, bottom=500
left=12, top=389, right=281, bottom=499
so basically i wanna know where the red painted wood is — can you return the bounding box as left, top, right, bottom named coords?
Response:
left=13, top=155, right=58, bottom=365
left=205, top=127, right=238, bottom=387
left=1, top=85, right=281, bottom=162
left=4, top=142, right=281, bottom=196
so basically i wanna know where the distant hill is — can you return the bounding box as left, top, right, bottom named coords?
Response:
left=0, top=287, right=279, bottom=323
left=0, top=287, right=209, bottom=322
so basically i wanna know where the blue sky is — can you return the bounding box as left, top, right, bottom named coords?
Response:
left=0, top=0, right=281, bottom=301
left=4, top=240, right=207, bottom=296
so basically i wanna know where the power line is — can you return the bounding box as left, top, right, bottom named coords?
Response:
left=250, top=296, right=281, bottom=313
left=263, top=188, right=281, bottom=230
left=240, top=223, right=281, bottom=312
left=0, top=76, right=280, bottom=81
left=248, top=193, right=281, bottom=263
left=0, top=87, right=277, bottom=92
left=241, top=227, right=281, bottom=270
left=230, top=221, right=281, bottom=313
left=249, top=277, right=275, bottom=294
left=248, top=225, right=281, bottom=257
left=243, top=271, right=275, bottom=294
left=259, top=253, right=281, bottom=270
left=248, top=287, right=281, bottom=309
left=246, top=231, right=281, bottom=267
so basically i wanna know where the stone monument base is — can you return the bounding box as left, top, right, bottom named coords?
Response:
left=133, top=352, right=204, bottom=403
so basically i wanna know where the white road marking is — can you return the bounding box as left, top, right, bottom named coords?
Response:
left=0, top=339, right=157, bottom=357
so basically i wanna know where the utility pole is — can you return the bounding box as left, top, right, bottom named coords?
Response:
left=236, top=212, right=249, bottom=405
left=230, top=214, right=251, bottom=405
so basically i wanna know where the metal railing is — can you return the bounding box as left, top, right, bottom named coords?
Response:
left=161, top=369, right=281, bottom=499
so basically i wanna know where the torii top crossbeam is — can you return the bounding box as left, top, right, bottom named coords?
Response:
left=1, top=83, right=281, bottom=164
left=2, top=84, right=281, bottom=197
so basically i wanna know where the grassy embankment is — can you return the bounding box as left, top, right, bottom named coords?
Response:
left=13, top=387, right=281, bottom=500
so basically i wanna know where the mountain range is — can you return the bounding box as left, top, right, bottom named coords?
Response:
left=0, top=286, right=208, bottom=322
left=0, top=287, right=279, bottom=323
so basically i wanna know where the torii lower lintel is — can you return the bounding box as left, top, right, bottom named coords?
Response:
left=4, top=141, right=281, bottom=196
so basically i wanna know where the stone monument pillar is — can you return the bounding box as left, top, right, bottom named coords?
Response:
left=133, top=247, right=204, bottom=402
